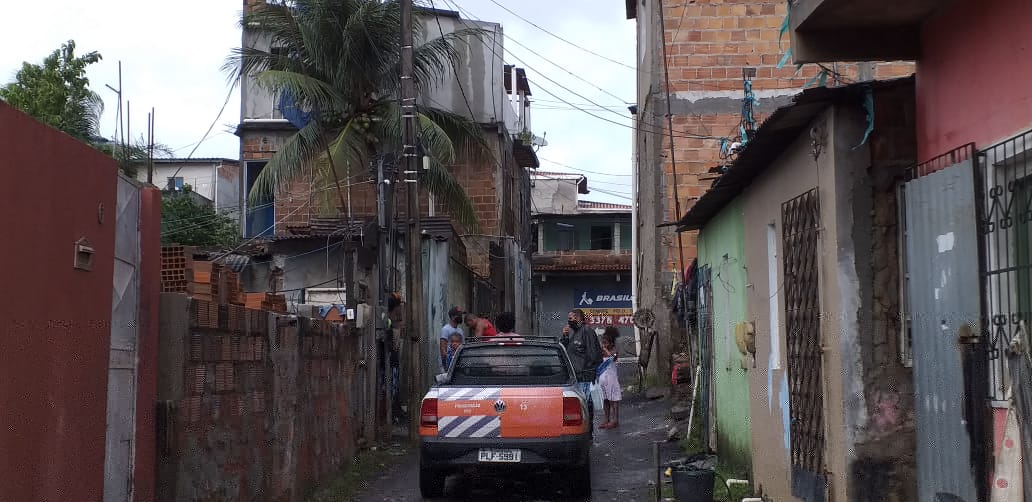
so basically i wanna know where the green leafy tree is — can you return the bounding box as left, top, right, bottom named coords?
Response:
left=161, top=191, right=241, bottom=247
left=94, top=135, right=174, bottom=178
left=226, top=0, right=491, bottom=231
left=0, top=40, right=104, bottom=142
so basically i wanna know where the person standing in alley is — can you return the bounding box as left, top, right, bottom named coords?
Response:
left=597, top=326, right=622, bottom=429
left=464, top=312, right=498, bottom=340
left=439, top=306, right=465, bottom=370
left=561, top=309, right=603, bottom=430
left=494, top=312, right=523, bottom=340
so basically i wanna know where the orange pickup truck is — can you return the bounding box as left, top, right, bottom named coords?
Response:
left=417, top=338, right=592, bottom=498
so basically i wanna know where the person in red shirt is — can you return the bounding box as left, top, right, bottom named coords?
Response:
left=463, top=312, right=497, bottom=339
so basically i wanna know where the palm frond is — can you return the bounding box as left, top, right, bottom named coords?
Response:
left=422, top=155, right=479, bottom=232
left=417, top=105, right=493, bottom=163
left=249, top=119, right=327, bottom=204
left=253, top=70, right=348, bottom=114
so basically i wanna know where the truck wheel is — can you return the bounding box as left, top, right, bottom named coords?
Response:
left=571, top=462, right=592, bottom=498
left=419, top=466, right=445, bottom=499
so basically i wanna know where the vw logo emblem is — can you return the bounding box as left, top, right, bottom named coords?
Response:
left=494, top=399, right=507, bottom=413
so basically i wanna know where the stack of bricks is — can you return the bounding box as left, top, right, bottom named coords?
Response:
left=160, top=245, right=194, bottom=293
left=186, top=261, right=216, bottom=302
left=261, top=293, right=288, bottom=313
left=242, top=293, right=265, bottom=310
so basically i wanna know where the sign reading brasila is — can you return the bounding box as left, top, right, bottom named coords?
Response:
left=575, top=291, right=633, bottom=308
left=575, top=290, right=633, bottom=326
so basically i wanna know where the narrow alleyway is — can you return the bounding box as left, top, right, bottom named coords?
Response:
left=351, top=392, right=679, bottom=502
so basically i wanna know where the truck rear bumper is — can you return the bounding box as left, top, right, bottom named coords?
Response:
left=420, top=435, right=591, bottom=471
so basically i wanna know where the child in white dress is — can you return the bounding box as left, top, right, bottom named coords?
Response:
left=598, top=327, right=622, bottom=429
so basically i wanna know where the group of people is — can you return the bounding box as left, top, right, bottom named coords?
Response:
left=438, top=307, right=622, bottom=429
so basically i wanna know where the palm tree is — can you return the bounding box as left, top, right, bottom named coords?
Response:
left=226, top=0, right=491, bottom=231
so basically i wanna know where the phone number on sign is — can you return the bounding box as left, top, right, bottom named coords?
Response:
left=586, top=315, right=633, bottom=326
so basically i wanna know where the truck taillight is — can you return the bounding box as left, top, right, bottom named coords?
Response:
left=562, top=397, right=583, bottom=427
left=420, top=398, right=438, bottom=428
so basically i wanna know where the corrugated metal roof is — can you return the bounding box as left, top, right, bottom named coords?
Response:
left=673, top=76, right=915, bottom=231
left=533, top=263, right=631, bottom=272
left=152, top=158, right=239, bottom=164
left=578, top=200, right=631, bottom=210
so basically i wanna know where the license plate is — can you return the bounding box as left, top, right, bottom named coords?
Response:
left=478, top=448, right=521, bottom=463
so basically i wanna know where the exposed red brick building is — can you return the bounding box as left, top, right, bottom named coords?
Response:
left=626, top=0, right=913, bottom=379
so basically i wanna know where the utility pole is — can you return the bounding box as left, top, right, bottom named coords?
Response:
left=400, top=0, right=424, bottom=442
left=376, top=157, right=393, bottom=438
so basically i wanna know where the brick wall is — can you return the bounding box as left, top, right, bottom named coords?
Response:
left=241, top=125, right=528, bottom=278
left=157, top=297, right=366, bottom=501
left=652, top=0, right=916, bottom=270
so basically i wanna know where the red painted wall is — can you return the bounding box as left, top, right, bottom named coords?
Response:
left=0, top=103, right=117, bottom=501
left=916, top=0, right=1032, bottom=161
left=134, top=186, right=162, bottom=501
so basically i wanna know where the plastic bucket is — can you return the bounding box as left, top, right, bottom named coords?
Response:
left=671, top=467, right=715, bottom=502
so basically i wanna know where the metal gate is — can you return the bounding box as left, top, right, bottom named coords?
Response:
left=781, top=188, right=825, bottom=502
left=978, top=130, right=1032, bottom=500
left=902, top=146, right=983, bottom=502
left=103, top=176, right=141, bottom=501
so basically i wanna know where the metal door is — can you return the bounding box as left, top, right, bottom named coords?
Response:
left=104, top=177, right=141, bottom=502
left=903, top=154, right=981, bottom=502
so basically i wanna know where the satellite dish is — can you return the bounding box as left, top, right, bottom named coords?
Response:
left=633, top=308, right=656, bottom=330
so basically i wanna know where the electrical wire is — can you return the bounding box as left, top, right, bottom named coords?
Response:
left=538, top=157, right=632, bottom=177
left=442, top=0, right=726, bottom=141
left=484, top=0, right=637, bottom=72
left=170, top=80, right=238, bottom=180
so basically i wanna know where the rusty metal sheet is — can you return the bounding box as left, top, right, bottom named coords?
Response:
left=904, top=159, right=981, bottom=502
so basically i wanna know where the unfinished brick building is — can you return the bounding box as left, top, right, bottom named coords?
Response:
left=625, top=0, right=913, bottom=381
left=235, top=1, right=539, bottom=331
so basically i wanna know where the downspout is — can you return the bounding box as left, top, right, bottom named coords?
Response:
left=631, top=111, right=641, bottom=358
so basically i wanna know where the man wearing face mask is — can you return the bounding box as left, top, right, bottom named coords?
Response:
left=561, top=308, right=603, bottom=431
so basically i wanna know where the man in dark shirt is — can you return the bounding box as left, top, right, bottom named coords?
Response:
left=561, top=308, right=603, bottom=432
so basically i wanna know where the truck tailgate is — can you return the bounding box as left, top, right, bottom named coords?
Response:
left=436, top=387, right=565, bottom=439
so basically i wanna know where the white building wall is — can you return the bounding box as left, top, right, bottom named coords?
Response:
left=137, top=164, right=217, bottom=201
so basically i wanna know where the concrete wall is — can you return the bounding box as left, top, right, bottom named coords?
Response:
left=157, top=296, right=367, bottom=501
left=697, top=198, right=752, bottom=473
left=532, top=177, right=582, bottom=215
left=740, top=112, right=823, bottom=501
left=0, top=103, right=117, bottom=502
left=415, top=14, right=515, bottom=128
left=737, top=93, right=917, bottom=502
left=917, top=0, right=1032, bottom=160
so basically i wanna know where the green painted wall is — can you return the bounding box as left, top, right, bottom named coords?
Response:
left=697, top=198, right=752, bottom=473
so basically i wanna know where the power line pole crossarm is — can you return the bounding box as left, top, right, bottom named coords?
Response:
left=400, top=0, right=425, bottom=443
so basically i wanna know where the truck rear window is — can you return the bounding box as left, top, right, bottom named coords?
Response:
left=449, top=345, right=573, bottom=386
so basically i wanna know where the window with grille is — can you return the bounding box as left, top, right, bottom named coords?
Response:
left=780, top=188, right=825, bottom=480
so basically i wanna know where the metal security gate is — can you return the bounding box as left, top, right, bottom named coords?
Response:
left=781, top=188, right=825, bottom=502
left=978, top=130, right=1032, bottom=501
left=902, top=146, right=983, bottom=502
left=104, top=177, right=141, bottom=501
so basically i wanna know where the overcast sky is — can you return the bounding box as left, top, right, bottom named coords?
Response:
left=0, top=0, right=636, bottom=203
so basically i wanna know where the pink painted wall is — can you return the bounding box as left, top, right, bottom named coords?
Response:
left=0, top=102, right=116, bottom=502
left=916, top=0, right=1032, bottom=161
left=134, top=186, right=162, bottom=502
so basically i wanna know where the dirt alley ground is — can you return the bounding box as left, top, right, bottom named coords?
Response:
left=349, top=391, right=682, bottom=502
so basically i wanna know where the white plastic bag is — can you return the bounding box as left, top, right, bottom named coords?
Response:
left=589, top=382, right=604, bottom=410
